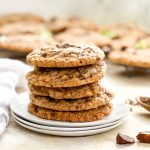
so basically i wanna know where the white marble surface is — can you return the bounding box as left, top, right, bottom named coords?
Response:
left=0, top=62, right=150, bottom=150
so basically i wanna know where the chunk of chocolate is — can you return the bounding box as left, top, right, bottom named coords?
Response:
left=116, top=133, right=135, bottom=144
left=137, top=131, right=150, bottom=143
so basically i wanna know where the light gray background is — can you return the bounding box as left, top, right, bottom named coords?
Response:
left=0, top=0, right=150, bottom=29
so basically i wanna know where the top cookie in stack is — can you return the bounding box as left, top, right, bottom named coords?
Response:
left=26, top=43, right=113, bottom=122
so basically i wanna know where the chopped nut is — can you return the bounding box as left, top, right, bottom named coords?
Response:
left=116, top=133, right=135, bottom=144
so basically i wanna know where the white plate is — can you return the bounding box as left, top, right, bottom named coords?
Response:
left=12, top=111, right=127, bottom=131
left=10, top=92, right=130, bottom=127
left=14, top=118, right=124, bottom=137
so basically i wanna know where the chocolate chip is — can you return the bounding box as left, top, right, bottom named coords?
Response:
left=41, top=53, right=47, bottom=57
left=121, top=46, right=127, bottom=51
left=56, top=43, right=80, bottom=49
left=116, top=133, right=135, bottom=144
left=137, top=131, right=150, bottom=143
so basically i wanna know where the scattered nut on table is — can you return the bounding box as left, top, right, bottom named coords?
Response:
left=137, top=131, right=150, bottom=143
left=116, top=133, right=135, bottom=144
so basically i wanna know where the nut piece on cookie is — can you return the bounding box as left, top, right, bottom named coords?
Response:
left=27, top=43, right=105, bottom=67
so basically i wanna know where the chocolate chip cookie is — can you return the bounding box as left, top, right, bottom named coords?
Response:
left=26, top=62, right=106, bottom=87
left=28, top=102, right=112, bottom=122
left=108, top=48, right=150, bottom=68
left=27, top=43, right=105, bottom=67
left=28, top=82, right=102, bottom=99
left=30, top=88, right=113, bottom=111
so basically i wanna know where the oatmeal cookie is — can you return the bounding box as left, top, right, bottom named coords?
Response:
left=28, top=82, right=101, bottom=99
left=28, top=102, right=112, bottom=122
left=30, top=88, right=113, bottom=111
left=108, top=48, right=150, bottom=68
left=27, top=43, right=105, bottom=67
left=26, top=62, right=106, bottom=87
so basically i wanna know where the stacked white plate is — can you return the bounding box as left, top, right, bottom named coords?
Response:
left=10, top=92, right=130, bottom=137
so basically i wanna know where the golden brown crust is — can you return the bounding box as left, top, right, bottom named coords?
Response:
left=28, top=102, right=112, bottom=122
left=26, top=62, right=106, bottom=87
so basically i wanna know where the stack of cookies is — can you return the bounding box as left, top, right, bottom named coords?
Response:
left=26, top=43, right=113, bottom=122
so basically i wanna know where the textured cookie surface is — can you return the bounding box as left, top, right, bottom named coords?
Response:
left=26, top=62, right=106, bottom=87
left=28, top=102, right=112, bottom=122
left=28, top=82, right=101, bottom=99
left=0, top=35, right=57, bottom=53
left=30, top=88, right=113, bottom=111
left=108, top=48, right=150, bottom=68
left=26, top=43, right=105, bottom=67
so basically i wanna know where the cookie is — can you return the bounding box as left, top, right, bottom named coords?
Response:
left=100, top=24, right=147, bottom=40
left=108, top=48, right=150, bottom=68
left=0, top=13, right=44, bottom=25
left=27, top=43, right=105, bottom=67
left=0, top=35, right=57, bottom=53
left=28, top=102, right=112, bottom=122
left=48, top=16, right=98, bottom=34
left=30, top=88, right=113, bottom=111
left=55, top=28, right=112, bottom=54
left=26, top=62, right=106, bottom=87
left=100, top=24, right=148, bottom=51
left=28, top=82, right=101, bottom=99
left=0, top=22, right=48, bottom=35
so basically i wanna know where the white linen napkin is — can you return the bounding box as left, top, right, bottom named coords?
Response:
left=0, top=59, right=31, bottom=135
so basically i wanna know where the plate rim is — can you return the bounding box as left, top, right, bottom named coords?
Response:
left=10, top=93, right=130, bottom=127
left=12, top=111, right=127, bottom=131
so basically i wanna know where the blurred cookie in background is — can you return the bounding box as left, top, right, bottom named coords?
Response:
left=100, top=24, right=149, bottom=51
left=0, top=22, right=49, bottom=36
left=55, top=28, right=112, bottom=55
left=0, top=13, right=45, bottom=26
left=48, top=16, right=99, bottom=34
left=108, top=37, right=150, bottom=75
left=0, top=34, right=57, bottom=53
